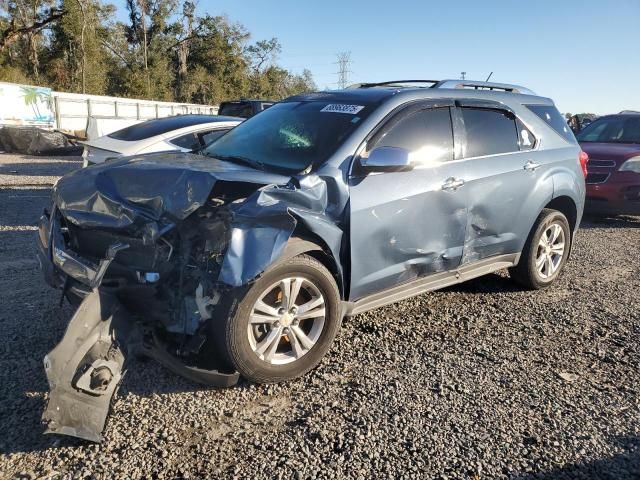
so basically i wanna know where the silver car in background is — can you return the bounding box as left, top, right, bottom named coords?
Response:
left=81, top=114, right=242, bottom=166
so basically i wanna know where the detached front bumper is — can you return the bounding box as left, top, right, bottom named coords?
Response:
left=38, top=207, right=239, bottom=443
left=43, top=290, right=135, bottom=442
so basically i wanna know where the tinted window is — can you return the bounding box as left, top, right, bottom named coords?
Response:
left=462, top=108, right=519, bottom=157
left=526, top=105, right=576, bottom=143
left=108, top=115, right=224, bottom=141
left=201, top=129, right=229, bottom=146
left=205, top=101, right=375, bottom=173
left=576, top=115, right=640, bottom=144
left=218, top=102, right=253, bottom=118
left=517, top=119, right=536, bottom=151
left=169, top=132, right=201, bottom=150
left=372, top=107, right=453, bottom=162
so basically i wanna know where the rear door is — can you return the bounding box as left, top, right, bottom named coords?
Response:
left=348, top=102, right=470, bottom=300
left=453, top=103, right=549, bottom=263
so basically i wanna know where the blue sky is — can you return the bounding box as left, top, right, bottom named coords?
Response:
left=114, top=0, right=639, bottom=114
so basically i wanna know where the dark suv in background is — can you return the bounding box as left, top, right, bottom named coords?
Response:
left=577, top=113, right=640, bottom=215
left=218, top=99, right=274, bottom=118
left=37, top=79, right=585, bottom=441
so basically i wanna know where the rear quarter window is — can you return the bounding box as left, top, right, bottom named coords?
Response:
left=169, top=132, right=200, bottom=150
left=525, top=105, right=577, bottom=143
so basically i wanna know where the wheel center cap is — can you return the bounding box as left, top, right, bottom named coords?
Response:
left=281, top=313, right=293, bottom=327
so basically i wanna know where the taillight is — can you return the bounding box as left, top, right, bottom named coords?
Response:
left=579, top=151, right=589, bottom=177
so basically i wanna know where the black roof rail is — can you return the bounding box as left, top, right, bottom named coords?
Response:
left=348, top=79, right=536, bottom=95
left=433, top=80, right=535, bottom=95
left=348, top=80, right=441, bottom=89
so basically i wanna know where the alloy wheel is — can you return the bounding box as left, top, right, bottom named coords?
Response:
left=247, top=277, right=326, bottom=365
left=535, top=222, right=566, bottom=279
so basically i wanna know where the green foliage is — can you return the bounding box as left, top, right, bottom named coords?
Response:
left=0, top=0, right=316, bottom=104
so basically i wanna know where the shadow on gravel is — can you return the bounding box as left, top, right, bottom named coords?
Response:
left=441, top=271, right=521, bottom=295
left=512, top=436, right=640, bottom=480
left=581, top=215, right=640, bottom=229
left=0, top=161, right=81, bottom=177
left=0, top=187, right=51, bottom=227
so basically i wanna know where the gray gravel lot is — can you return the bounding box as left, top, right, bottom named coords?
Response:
left=0, top=153, right=638, bottom=479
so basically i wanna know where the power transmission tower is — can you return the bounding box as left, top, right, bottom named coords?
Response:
left=335, top=52, right=352, bottom=89
left=460, top=71, right=467, bottom=80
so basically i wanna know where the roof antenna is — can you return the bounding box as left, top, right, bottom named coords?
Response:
left=485, top=72, right=493, bottom=81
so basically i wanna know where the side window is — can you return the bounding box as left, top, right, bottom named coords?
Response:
left=462, top=108, right=519, bottom=157
left=370, top=107, right=454, bottom=163
left=525, top=105, right=576, bottom=143
left=200, top=129, right=228, bottom=146
left=169, top=132, right=200, bottom=150
left=517, top=119, right=536, bottom=151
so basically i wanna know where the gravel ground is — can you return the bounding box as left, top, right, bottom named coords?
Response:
left=0, top=153, right=638, bottom=479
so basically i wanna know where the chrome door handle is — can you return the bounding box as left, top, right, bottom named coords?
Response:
left=524, top=160, right=541, bottom=172
left=442, top=177, right=465, bottom=191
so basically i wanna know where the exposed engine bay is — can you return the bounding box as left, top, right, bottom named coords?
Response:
left=41, top=184, right=254, bottom=442
left=36, top=153, right=347, bottom=442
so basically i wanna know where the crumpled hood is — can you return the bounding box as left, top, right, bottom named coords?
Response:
left=53, top=152, right=291, bottom=231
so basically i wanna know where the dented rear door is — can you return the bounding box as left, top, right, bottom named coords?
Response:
left=348, top=104, right=469, bottom=300
left=454, top=104, right=552, bottom=264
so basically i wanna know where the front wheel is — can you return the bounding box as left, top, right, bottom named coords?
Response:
left=510, top=209, right=571, bottom=289
left=214, top=254, right=342, bottom=384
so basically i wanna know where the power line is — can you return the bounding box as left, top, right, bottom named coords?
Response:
left=335, top=52, right=353, bottom=89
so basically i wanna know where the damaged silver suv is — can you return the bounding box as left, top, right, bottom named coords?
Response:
left=37, top=80, right=586, bottom=441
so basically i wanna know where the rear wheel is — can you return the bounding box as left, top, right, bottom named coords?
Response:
left=215, top=254, right=341, bottom=383
left=510, top=209, right=571, bottom=289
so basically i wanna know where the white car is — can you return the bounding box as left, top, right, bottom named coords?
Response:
left=81, top=115, right=242, bottom=167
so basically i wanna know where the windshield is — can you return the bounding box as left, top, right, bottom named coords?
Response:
left=577, top=116, right=640, bottom=144
left=204, top=100, right=373, bottom=173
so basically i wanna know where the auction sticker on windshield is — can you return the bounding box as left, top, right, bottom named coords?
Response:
left=321, top=104, right=365, bottom=114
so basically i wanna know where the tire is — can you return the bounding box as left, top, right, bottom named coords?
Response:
left=213, top=254, right=342, bottom=384
left=510, top=208, right=571, bottom=290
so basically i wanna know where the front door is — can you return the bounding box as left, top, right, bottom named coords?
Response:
left=348, top=103, right=469, bottom=300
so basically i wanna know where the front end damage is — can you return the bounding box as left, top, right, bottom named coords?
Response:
left=37, top=153, right=344, bottom=442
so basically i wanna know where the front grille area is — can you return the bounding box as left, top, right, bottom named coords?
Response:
left=586, top=173, right=610, bottom=184
left=65, top=221, right=172, bottom=271
left=588, top=159, right=617, bottom=168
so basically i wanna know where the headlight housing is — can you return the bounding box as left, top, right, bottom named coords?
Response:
left=619, top=156, right=640, bottom=173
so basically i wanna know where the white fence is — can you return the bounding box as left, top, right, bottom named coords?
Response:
left=0, top=81, right=219, bottom=135
left=53, top=91, right=219, bottom=134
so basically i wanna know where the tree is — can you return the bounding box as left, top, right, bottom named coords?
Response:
left=45, top=0, right=114, bottom=94
left=0, top=1, right=64, bottom=81
left=0, top=0, right=316, bottom=103
left=246, top=37, right=280, bottom=74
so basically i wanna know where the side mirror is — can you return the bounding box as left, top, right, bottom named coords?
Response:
left=360, top=146, right=412, bottom=171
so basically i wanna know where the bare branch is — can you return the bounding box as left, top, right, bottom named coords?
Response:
left=0, top=8, right=66, bottom=51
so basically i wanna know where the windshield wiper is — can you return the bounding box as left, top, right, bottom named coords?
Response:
left=209, top=154, right=266, bottom=171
